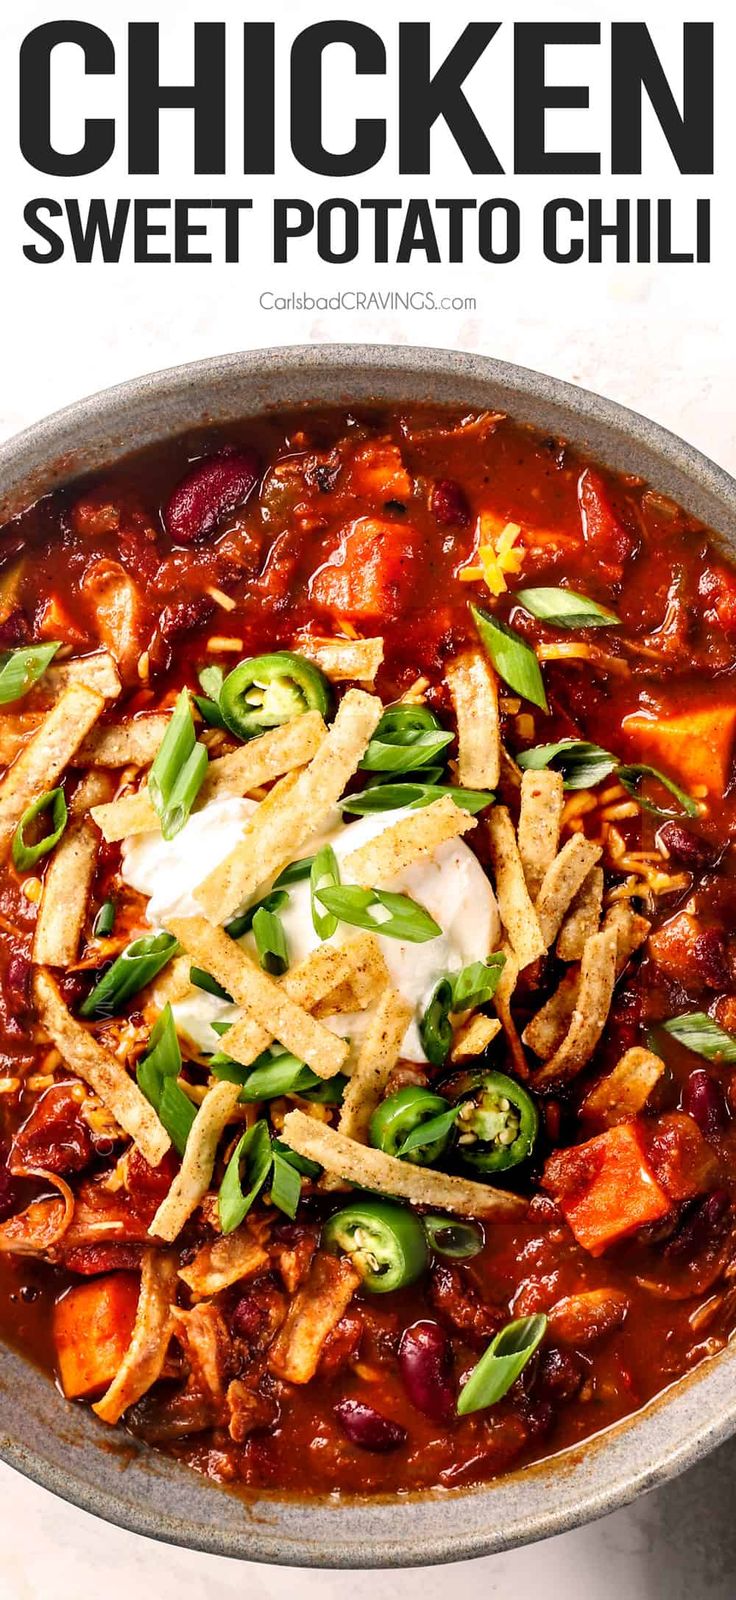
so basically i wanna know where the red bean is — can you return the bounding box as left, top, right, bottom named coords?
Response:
left=398, top=1320, right=455, bottom=1421
left=0, top=1156, right=20, bottom=1222
left=431, top=479, right=470, bottom=528
left=656, top=821, right=720, bottom=870
left=334, top=1400, right=407, bottom=1452
left=164, top=450, right=260, bottom=543
left=6, top=954, right=31, bottom=1016
left=681, top=1068, right=728, bottom=1137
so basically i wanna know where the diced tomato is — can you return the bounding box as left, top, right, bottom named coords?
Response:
left=643, top=1111, right=720, bottom=1201
left=622, top=704, right=736, bottom=796
left=543, top=1123, right=670, bottom=1256
left=308, top=516, right=425, bottom=621
left=578, top=469, right=637, bottom=572
left=343, top=442, right=412, bottom=503
left=53, top=1274, right=139, bottom=1399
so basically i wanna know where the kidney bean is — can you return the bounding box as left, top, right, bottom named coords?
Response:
left=334, top=1400, right=407, bottom=1453
left=681, top=1068, right=728, bottom=1138
left=0, top=608, right=30, bottom=648
left=533, top=1345, right=584, bottom=1403
left=0, top=1154, right=20, bottom=1222
left=430, top=478, right=470, bottom=527
left=398, top=1320, right=455, bottom=1422
left=5, top=954, right=31, bottom=1017
left=665, top=1189, right=732, bottom=1263
left=656, top=821, right=720, bottom=870
left=165, top=450, right=260, bottom=543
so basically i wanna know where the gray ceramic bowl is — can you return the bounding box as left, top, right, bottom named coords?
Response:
left=1, top=344, right=736, bottom=1568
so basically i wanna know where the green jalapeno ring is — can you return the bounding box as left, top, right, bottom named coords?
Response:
left=444, top=1068, right=539, bottom=1174
left=369, top=1085, right=455, bottom=1167
left=219, top=651, right=332, bottom=740
left=322, top=1196, right=428, bottom=1293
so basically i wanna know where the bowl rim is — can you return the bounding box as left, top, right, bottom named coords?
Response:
left=1, top=340, right=736, bottom=1568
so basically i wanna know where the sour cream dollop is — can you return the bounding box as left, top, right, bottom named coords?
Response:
left=121, top=796, right=500, bottom=1062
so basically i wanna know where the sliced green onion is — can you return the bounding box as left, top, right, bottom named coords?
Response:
left=135, top=1005, right=195, bottom=1156
left=423, top=1215, right=485, bottom=1260
left=218, top=1120, right=272, bottom=1234
left=301, top=1073, right=348, bottom=1106
left=270, top=1150, right=303, bottom=1219
left=149, top=689, right=208, bottom=840
left=198, top=664, right=225, bottom=702
left=274, top=856, right=315, bottom=888
left=141, top=1003, right=181, bottom=1080
left=225, top=888, right=288, bottom=940
left=341, top=782, right=493, bottom=816
left=190, top=965, right=233, bottom=1002
left=193, top=694, right=227, bottom=730
left=238, top=1050, right=320, bottom=1102
left=162, top=741, right=208, bottom=840
left=158, top=1078, right=197, bottom=1155
left=0, top=641, right=60, bottom=705
left=661, top=1012, right=736, bottom=1063
left=471, top=603, right=548, bottom=712
left=316, top=884, right=441, bottom=944
left=515, top=587, right=620, bottom=628
left=360, top=729, right=453, bottom=776
left=517, top=738, right=618, bottom=791
left=419, top=979, right=454, bottom=1067
left=457, top=1314, right=548, bottom=1415
left=92, top=898, right=116, bottom=938
left=616, top=763, right=698, bottom=820
left=80, top=931, right=180, bottom=1019
left=311, top=844, right=340, bottom=940
left=272, top=1139, right=321, bottom=1179
left=452, top=955, right=506, bottom=1012
left=11, top=787, right=67, bottom=871
left=252, top=905, right=289, bottom=975
left=397, top=1104, right=460, bottom=1159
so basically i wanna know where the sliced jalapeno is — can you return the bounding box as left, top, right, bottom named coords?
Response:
left=219, top=651, right=332, bottom=740
left=445, top=1068, right=539, bottom=1173
left=322, top=1196, right=428, bottom=1293
left=369, top=1085, right=456, bottom=1167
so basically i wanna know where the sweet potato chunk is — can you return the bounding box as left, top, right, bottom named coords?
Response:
left=53, top=1274, right=139, bottom=1400
left=622, top=705, right=736, bottom=796
left=648, top=912, right=728, bottom=991
left=543, top=1123, right=670, bottom=1256
left=343, top=442, right=412, bottom=503
left=308, top=516, right=424, bottom=621
left=548, top=1288, right=630, bottom=1347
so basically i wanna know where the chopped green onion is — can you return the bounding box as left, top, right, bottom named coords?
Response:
left=419, top=979, right=454, bottom=1067
left=661, top=1012, right=736, bottom=1063
left=193, top=694, right=227, bottom=730
left=141, top=1003, right=181, bottom=1080
left=471, top=603, right=548, bottom=712
left=300, top=1073, right=348, bottom=1106
left=398, top=1104, right=460, bottom=1159
left=272, top=1139, right=321, bottom=1179
left=218, top=1120, right=273, bottom=1233
left=311, top=844, right=340, bottom=940
left=457, top=1314, right=548, bottom=1415
left=198, top=664, right=225, bottom=702
left=149, top=689, right=208, bottom=840
left=270, top=1151, right=303, bottom=1219
left=423, top=1215, right=485, bottom=1260
left=92, top=898, right=116, bottom=938
left=252, top=905, right=289, bottom=975
left=158, top=1078, right=197, bottom=1154
left=135, top=1005, right=195, bottom=1156
left=452, top=955, right=506, bottom=1012
left=11, top=787, right=67, bottom=871
left=274, top=856, right=315, bottom=888
left=360, top=728, right=453, bottom=776
left=80, top=931, right=180, bottom=1019
left=341, top=782, right=493, bottom=816
left=225, top=888, right=288, bottom=940
left=0, top=641, right=60, bottom=705
left=239, top=1050, right=320, bottom=1102
left=190, top=965, right=233, bottom=1002
left=515, top=587, right=620, bottom=628
left=617, top=763, right=698, bottom=820
left=517, top=738, right=618, bottom=791
left=316, top=884, right=441, bottom=943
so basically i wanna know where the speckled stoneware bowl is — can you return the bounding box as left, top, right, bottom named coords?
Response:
left=1, top=344, right=736, bottom=1568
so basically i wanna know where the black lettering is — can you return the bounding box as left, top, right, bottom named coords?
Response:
left=291, top=24, right=385, bottom=177
left=360, top=199, right=401, bottom=263
left=20, top=23, right=115, bottom=176
left=397, top=200, right=441, bottom=263
left=697, top=198, right=711, bottom=263
left=66, top=198, right=131, bottom=262
left=128, top=23, right=226, bottom=175
left=274, top=199, right=314, bottom=262
left=174, top=200, right=212, bottom=263
left=588, top=198, right=631, bottom=263
left=478, top=199, right=520, bottom=263
left=23, top=199, right=64, bottom=262
left=133, top=199, right=171, bottom=263
left=211, top=199, right=253, bottom=262
left=612, top=24, right=713, bottom=175
left=436, top=199, right=477, bottom=262
left=399, top=23, right=503, bottom=174
left=317, top=199, right=359, bottom=263
left=244, top=23, right=275, bottom=175
left=515, top=24, right=600, bottom=175
left=543, top=199, right=585, bottom=263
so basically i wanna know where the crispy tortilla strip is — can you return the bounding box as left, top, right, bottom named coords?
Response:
left=343, top=794, right=476, bottom=888
left=517, top=770, right=564, bottom=899
left=149, top=1079, right=241, bottom=1243
left=167, top=917, right=348, bottom=1079
left=92, top=1249, right=178, bottom=1424
left=48, top=652, right=122, bottom=702
left=33, top=970, right=170, bottom=1166
left=0, top=684, right=105, bottom=852
left=33, top=771, right=114, bottom=966
left=268, top=1251, right=360, bottom=1384
left=0, top=713, right=46, bottom=769
left=533, top=926, right=618, bottom=1087
left=285, top=933, right=386, bottom=1012
left=524, top=902, right=650, bottom=1061
left=450, top=1013, right=501, bottom=1060
left=493, top=944, right=529, bottom=1078
left=78, top=713, right=170, bottom=771
left=0, top=1171, right=74, bottom=1255
left=282, top=1108, right=528, bottom=1219
left=557, top=865, right=604, bottom=962
left=446, top=648, right=500, bottom=790
left=195, top=689, right=382, bottom=923
left=535, top=835, right=602, bottom=949
left=486, top=806, right=545, bottom=969
left=338, top=988, right=413, bottom=1141
left=178, top=1225, right=269, bottom=1298
left=296, top=636, right=384, bottom=684
left=582, top=1046, right=665, bottom=1127
left=603, top=899, right=651, bottom=966
left=141, top=954, right=196, bottom=1015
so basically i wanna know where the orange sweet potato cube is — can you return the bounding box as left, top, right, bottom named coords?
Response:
left=53, top=1274, right=139, bottom=1400
left=543, top=1123, right=670, bottom=1256
left=622, top=705, right=736, bottom=796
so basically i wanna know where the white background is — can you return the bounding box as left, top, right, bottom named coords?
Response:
left=1, top=0, right=735, bottom=1594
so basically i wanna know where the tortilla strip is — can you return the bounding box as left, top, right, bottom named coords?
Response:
left=450, top=1014, right=501, bottom=1060
left=533, top=926, right=618, bottom=1087
left=91, top=713, right=327, bottom=843
left=0, top=713, right=47, bottom=769
left=603, top=899, right=651, bottom=965
left=582, top=1046, right=665, bottom=1127
left=285, top=934, right=386, bottom=1012
left=149, top=1079, right=241, bottom=1243
left=524, top=901, right=651, bottom=1061
left=178, top=1225, right=269, bottom=1298
left=556, top=865, right=604, bottom=962
left=195, top=689, right=382, bottom=923
left=535, top=835, right=602, bottom=949
left=343, top=795, right=476, bottom=888
left=33, top=771, right=115, bottom=966
left=141, top=954, right=197, bottom=1015
left=312, top=934, right=389, bottom=1018
left=486, top=806, right=545, bottom=969
left=338, top=988, right=413, bottom=1141
left=517, top=769, right=564, bottom=899
left=268, top=1252, right=361, bottom=1384
left=281, top=1108, right=528, bottom=1219
left=33, top=970, right=170, bottom=1166
left=492, top=944, right=529, bottom=1078
left=92, top=1249, right=178, bottom=1424
left=167, top=918, right=348, bottom=1079
left=296, top=636, right=384, bottom=684
left=446, top=648, right=500, bottom=790
left=78, top=713, right=171, bottom=771
left=0, top=684, right=105, bottom=852
left=0, top=1172, right=74, bottom=1255
left=47, top=651, right=122, bottom=702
